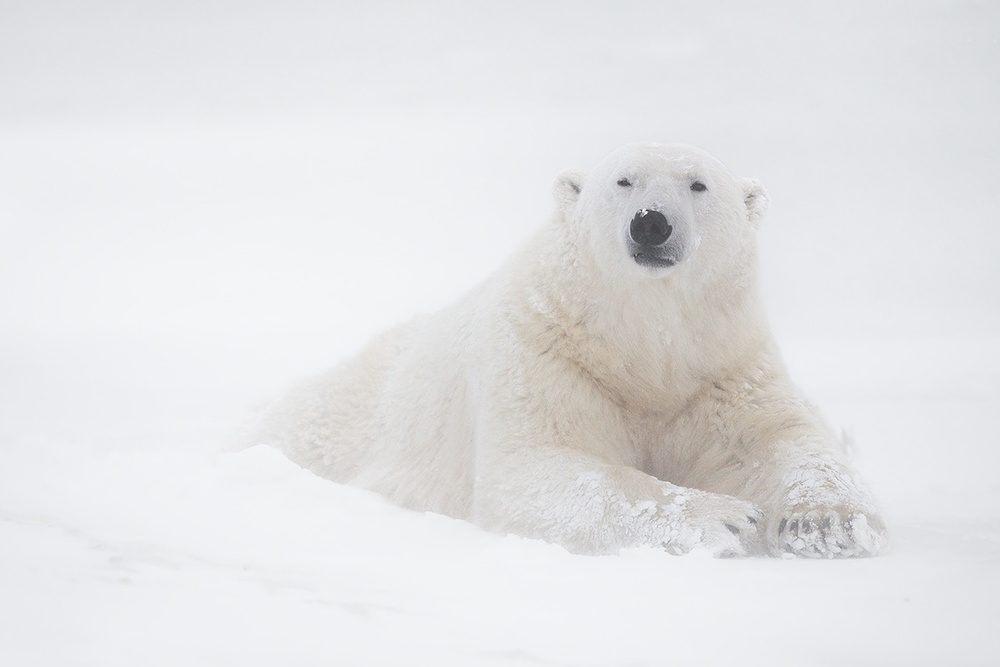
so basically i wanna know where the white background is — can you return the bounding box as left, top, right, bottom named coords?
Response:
left=2, top=2, right=999, bottom=665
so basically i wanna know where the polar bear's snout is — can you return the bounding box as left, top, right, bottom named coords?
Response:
left=628, top=207, right=684, bottom=269
left=629, top=209, right=672, bottom=247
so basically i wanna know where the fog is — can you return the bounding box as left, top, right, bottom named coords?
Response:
left=2, top=2, right=999, bottom=665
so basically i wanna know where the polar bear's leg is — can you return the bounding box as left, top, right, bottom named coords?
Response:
left=473, top=446, right=763, bottom=556
left=662, top=367, right=888, bottom=558
left=756, top=449, right=888, bottom=558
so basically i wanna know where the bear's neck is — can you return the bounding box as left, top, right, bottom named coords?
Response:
left=524, top=222, right=771, bottom=416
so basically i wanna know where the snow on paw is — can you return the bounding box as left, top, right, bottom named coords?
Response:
left=668, top=489, right=764, bottom=557
left=776, top=507, right=887, bottom=558
left=770, top=454, right=888, bottom=558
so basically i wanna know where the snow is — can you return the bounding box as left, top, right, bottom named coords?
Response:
left=2, top=1, right=1000, bottom=665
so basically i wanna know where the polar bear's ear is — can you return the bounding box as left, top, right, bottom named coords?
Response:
left=554, top=169, right=585, bottom=208
left=740, top=177, right=769, bottom=229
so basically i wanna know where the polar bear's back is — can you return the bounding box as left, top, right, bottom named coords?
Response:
left=253, top=305, right=480, bottom=518
left=250, top=322, right=416, bottom=485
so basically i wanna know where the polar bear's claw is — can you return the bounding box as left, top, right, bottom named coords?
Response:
left=776, top=507, right=887, bottom=558
left=679, top=496, right=764, bottom=557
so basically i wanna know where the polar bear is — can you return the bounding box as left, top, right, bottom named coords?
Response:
left=250, top=143, right=887, bottom=558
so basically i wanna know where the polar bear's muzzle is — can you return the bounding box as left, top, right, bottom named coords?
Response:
left=629, top=209, right=679, bottom=269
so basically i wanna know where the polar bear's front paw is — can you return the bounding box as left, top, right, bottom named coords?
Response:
left=776, top=507, right=887, bottom=558
left=672, top=491, right=764, bottom=558
left=767, top=454, right=888, bottom=558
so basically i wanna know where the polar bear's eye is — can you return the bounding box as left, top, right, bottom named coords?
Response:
left=690, top=181, right=707, bottom=192
left=617, top=178, right=632, bottom=187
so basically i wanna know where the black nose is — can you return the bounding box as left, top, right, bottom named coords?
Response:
left=629, top=209, right=672, bottom=247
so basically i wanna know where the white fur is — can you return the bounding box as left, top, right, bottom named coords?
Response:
left=249, top=143, right=887, bottom=558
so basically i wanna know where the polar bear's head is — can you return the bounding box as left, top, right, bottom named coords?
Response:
left=555, top=143, right=768, bottom=283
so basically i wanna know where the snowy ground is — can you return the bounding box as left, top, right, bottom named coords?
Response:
left=2, top=337, right=1000, bottom=666
left=2, top=2, right=999, bottom=665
